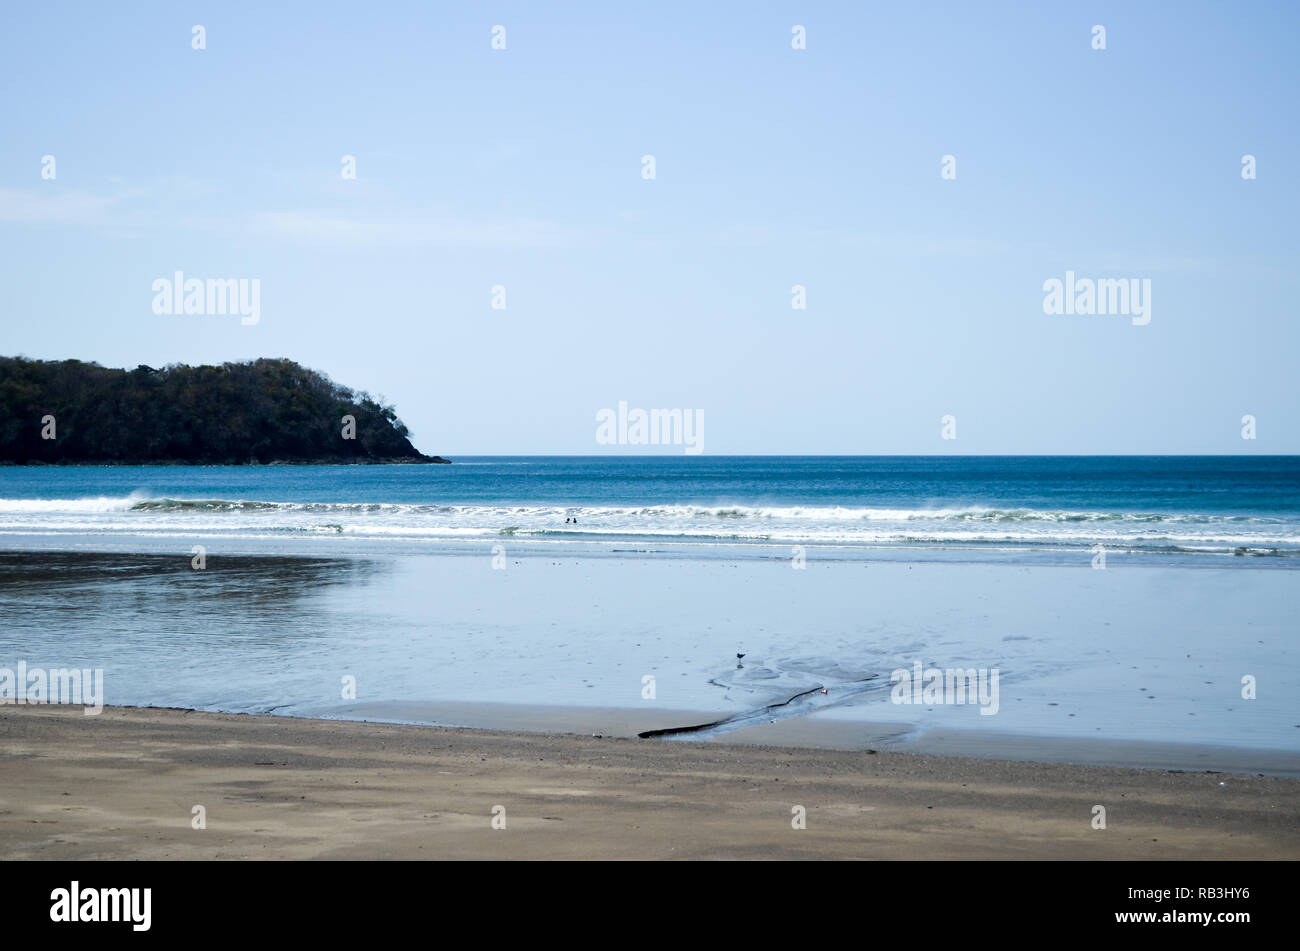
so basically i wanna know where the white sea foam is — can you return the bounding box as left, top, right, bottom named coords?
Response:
left=0, top=496, right=140, bottom=513
left=0, top=494, right=1297, bottom=556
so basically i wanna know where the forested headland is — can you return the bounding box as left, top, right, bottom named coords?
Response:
left=0, top=357, right=448, bottom=464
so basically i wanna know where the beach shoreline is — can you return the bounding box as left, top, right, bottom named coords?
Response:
left=291, top=699, right=1300, bottom=777
left=2, top=705, right=1297, bottom=860
left=4, top=547, right=1295, bottom=759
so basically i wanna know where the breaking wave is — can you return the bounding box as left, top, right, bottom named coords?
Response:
left=1, top=495, right=1298, bottom=556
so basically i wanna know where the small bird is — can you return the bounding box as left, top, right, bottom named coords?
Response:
left=736, top=652, right=745, bottom=669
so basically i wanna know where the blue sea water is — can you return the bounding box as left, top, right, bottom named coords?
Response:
left=0, top=456, right=1296, bottom=560
left=1, top=457, right=1297, bottom=764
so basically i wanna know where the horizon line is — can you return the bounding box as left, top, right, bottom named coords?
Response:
left=431, top=451, right=1300, bottom=458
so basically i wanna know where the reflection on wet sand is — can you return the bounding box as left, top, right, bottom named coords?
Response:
left=0, top=550, right=388, bottom=651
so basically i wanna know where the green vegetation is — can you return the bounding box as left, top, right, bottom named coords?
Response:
left=0, top=357, right=445, bottom=464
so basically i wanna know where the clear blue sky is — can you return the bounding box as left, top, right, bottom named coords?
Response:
left=2, top=1, right=1296, bottom=454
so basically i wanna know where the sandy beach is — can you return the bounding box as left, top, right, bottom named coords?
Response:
left=3, top=705, right=1297, bottom=860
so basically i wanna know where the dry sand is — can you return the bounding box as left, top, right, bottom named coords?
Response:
left=2, top=705, right=1297, bottom=860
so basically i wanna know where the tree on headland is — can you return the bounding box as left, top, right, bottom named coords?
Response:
left=0, top=357, right=447, bottom=464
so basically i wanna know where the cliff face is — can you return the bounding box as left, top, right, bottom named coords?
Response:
left=0, top=357, right=447, bottom=464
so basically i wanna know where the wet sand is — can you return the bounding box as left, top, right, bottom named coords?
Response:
left=301, top=699, right=1300, bottom=776
left=2, top=705, right=1297, bottom=860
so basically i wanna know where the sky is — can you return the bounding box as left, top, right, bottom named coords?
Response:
left=1, top=1, right=1297, bottom=455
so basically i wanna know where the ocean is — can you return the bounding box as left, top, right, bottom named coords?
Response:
left=1, top=457, right=1297, bottom=770
left=1, top=456, right=1298, bottom=561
